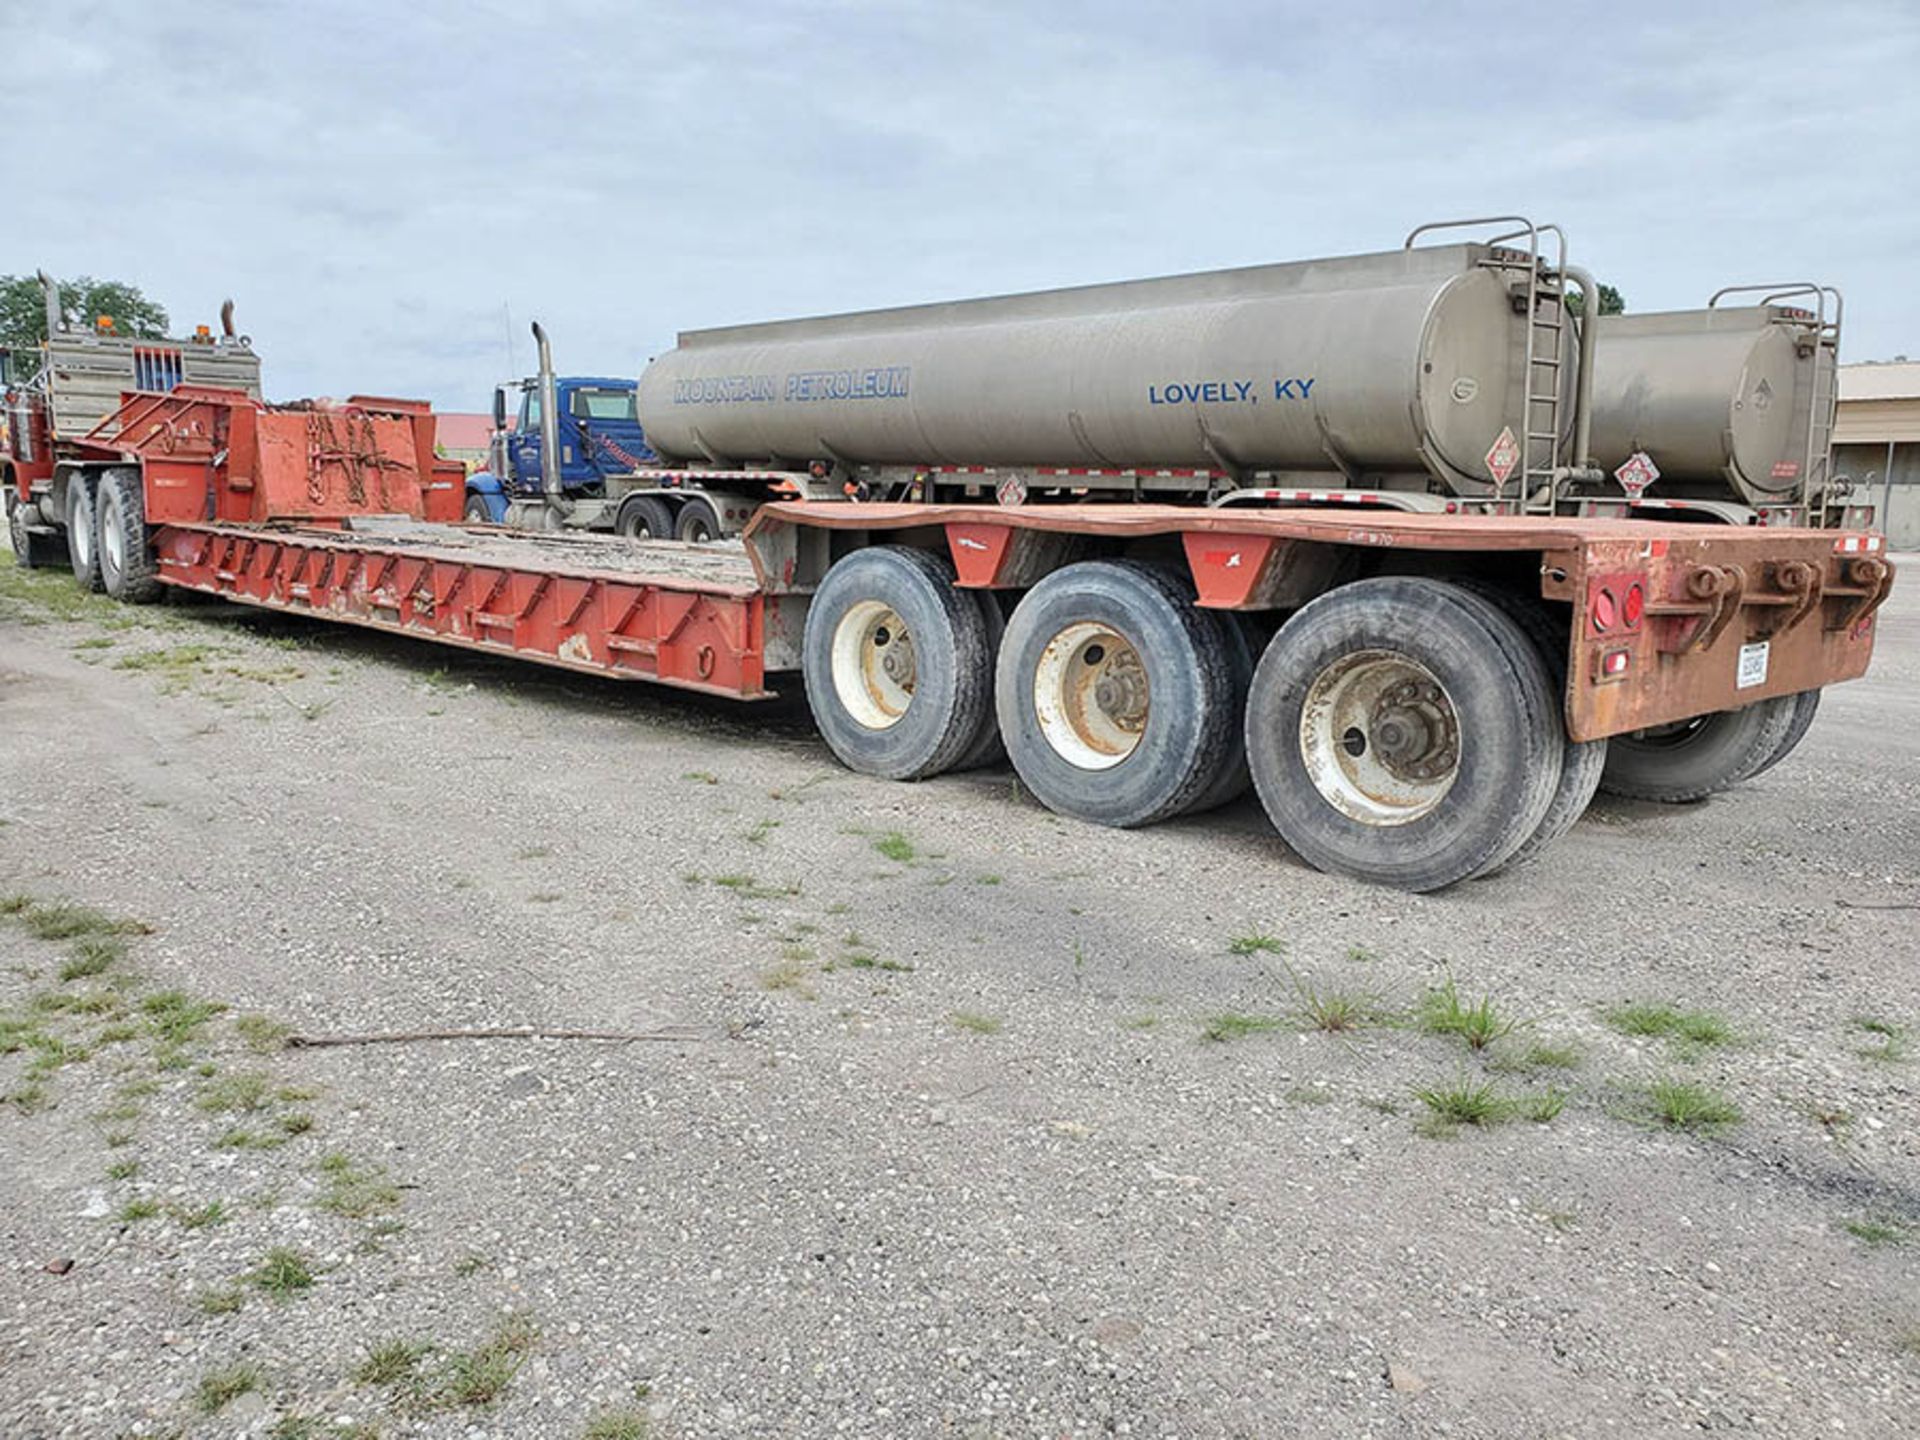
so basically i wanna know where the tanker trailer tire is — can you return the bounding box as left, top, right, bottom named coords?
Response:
left=616, top=496, right=676, bottom=541
left=674, top=496, right=721, bottom=543
left=1452, top=581, right=1609, bottom=876
left=97, top=468, right=163, bottom=605
left=802, top=546, right=992, bottom=782
left=996, top=561, right=1235, bottom=829
left=1747, top=689, right=1821, bottom=779
left=1245, top=578, right=1563, bottom=893
left=1181, top=613, right=1259, bottom=815
left=66, top=474, right=103, bottom=592
left=951, top=589, right=1011, bottom=773
left=1598, top=696, right=1796, bottom=803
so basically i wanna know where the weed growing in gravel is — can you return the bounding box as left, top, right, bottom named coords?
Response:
left=1418, top=978, right=1513, bottom=1051
left=1605, top=1002, right=1734, bottom=1054
left=1285, top=968, right=1387, bottom=1034
left=59, top=935, right=126, bottom=981
left=453, top=1253, right=492, bottom=1277
left=140, top=990, right=225, bottom=1046
left=1841, top=1217, right=1910, bottom=1247
left=873, top=831, right=917, bottom=863
left=316, top=1153, right=401, bottom=1218
left=196, top=1286, right=244, bottom=1315
left=117, top=1197, right=161, bottom=1222
left=586, top=1410, right=653, bottom=1440
left=233, top=1014, right=291, bottom=1053
left=195, top=1361, right=264, bottom=1414
left=196, top=1070, right=274, bottom=1114
left=106, top=1159, right=139, bottom=1181
left=1853, top=1017, right=1910, bottom=1064
left=744, top=818, right=780, bottom=846
left=12, top=900, right=146, bottom=943
left=1227, top=932, right=1285, bottom=957
left=173, top=1201, right=229, bottom=1230
left=950, top=1011, right=1003, bottom=1036
left=247, top=1246, right=317, bottom=1298
left=278, top=1112, right=315, bottom=1136
left=270, top=1415, right=377, bottom=1439
left=356, top=1336, right=434, bottom=1386
left=425, top=1312, right=538, bottom=1409
left=759, top=961, right=815, bottom=998
left=1490, top=1040, right=1582, bottom=1074
left=215, top=1126, right=286, bottom=1151
left=1643, top=1079, right=1741, bottom=1133
left=1413, top=1076, right=1508, bottom=1128
left=1201, top=1012, right=1288, bottom=1043
left=682, top=770, right=719, bottom=784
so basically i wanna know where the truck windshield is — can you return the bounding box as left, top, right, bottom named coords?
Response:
left=571, top=389, right=636, bottom=422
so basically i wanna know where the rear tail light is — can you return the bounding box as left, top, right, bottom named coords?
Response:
left=1590, top=587, right=1619, bottom=633
left=1622, top=582, right=1644, bottom=628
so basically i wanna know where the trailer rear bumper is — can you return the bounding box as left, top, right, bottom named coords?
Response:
left=746, top=502, right=1892, bottom=743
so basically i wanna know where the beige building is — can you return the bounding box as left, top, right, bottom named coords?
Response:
left=1835, top=360, right=1920, bottom=549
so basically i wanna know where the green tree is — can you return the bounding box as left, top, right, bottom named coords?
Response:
left=0, top=273, right=170, bottom=349
left=1565, top=283, right=1626, bottom=318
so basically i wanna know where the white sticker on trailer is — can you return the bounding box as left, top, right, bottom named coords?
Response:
left=1736, top=641, right=1770, bottom=690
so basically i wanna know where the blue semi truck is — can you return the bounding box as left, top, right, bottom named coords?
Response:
left=464, top=326, right=839, bottom=541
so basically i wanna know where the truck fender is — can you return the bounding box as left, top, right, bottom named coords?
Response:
left=464, top=471, right=511, bottom=524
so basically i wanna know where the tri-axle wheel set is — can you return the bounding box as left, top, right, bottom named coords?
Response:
left=800, top=545, right=1819, bottom=893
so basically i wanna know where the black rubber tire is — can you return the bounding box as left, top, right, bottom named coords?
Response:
left=96, top=467, right=163, bottom=604
left=1246, top=577, right=1564, bottom=892
left=674, top=495, right=721, bottom=543
left=802, top=546, right=992, bottom=782
left=462, top=493, right=494, bottom=524
left=996, top=560, right=1236, bottom=829
left=616, top=496, right=677, bottom=541
left=1454, top=581, right=1608, bottom=875
left=1747, top=688, right=1821, bottom=779
left=7, top=494, right=40, bottom=567
left=950, top=589, right=1011, bottom=772
left=1598, top=695, right=1796, bottom=803
left=1181, top=611, right=1258, bottom=815
left=65, top=473, right=103, bottom=591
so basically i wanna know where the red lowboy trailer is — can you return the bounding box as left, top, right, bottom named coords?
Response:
left=5, top=385, right=1896, bottom=892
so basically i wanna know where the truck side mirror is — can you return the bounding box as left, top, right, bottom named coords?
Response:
left=492, top=387, right=507, bottom=431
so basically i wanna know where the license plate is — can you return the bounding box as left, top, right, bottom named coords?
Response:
left=1736, top=641, right=1770, bottom=690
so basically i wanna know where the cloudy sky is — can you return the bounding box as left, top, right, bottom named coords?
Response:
left=9, top=0, right=1917, bottom=409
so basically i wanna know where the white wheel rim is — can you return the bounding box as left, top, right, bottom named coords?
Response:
left=72, top=496, right=91, bottom=567
left=103, top=502, right=125, bottom=572
left=1031, top=621, right=1148, bottom=771
left=830, top=599, right=916, bottom=730
left=1299, top=650, right=1459, bottom=825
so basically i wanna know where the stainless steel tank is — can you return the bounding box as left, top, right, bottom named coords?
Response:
left=1588, top=304, right=1835, bottom=504
left=636, top=243, right=1541, bottom=493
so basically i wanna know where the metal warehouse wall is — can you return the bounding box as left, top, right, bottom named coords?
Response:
left=1837, top=441, right=1920, bottom=550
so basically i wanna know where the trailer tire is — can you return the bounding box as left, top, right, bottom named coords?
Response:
left=8, top=494, right=40, bottom=567
left=1747, top=688, right=1821, bottom=779
left=1245, top=578, right=1563, bottom=892
left=1181, top=612, right=1258, bottom=815
left=1598, top=696, right=1795, bottom=803
left=66, top=473, right=103, bottom=592
left=951, top=589, right=1010, bottom=772
left=462, top=493, right=494, bottom=524
left=997, top=561, right=1235, bottom=829
left=97, top=467, right=163, bottom=604
left=803, top=545, right=992, bottom=782
left=674, top=495, right=721, bottom=543
left=1453, top=581, right=1608, bottom=875
left=616, top=496, right=676, bottom=541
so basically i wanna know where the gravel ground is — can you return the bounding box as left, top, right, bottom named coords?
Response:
left=0, top=552, right=1916, bottom=1440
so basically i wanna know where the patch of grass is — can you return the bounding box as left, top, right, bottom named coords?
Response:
left=214, top=1126, right=285, bottom=1150
left=1520, top=1087, right=1568, bottom=1123
left=427, top=1312, right=538, bottom=1409
left=1841, top=1217, right=1909, bottom=1247
left=59, top=935, right=127, bottom=981
left=1121, top=1015, right=1159, bottom=1031
left=106, top=1159, right=139, bottom=1181
left=3, top=1079, right=50, bottom=1112
left=950, top=1011, right=1003, bottom=1036
left=93, top=1021, right=142, bottom=1046
left=1644, top=1078, right=1741, bottom=1133
left=682, top=770, right=718, bottom=784
left=1413, top=1076, right=1509, bottom=1128
left=1227, top=932, right=1285, bottom=957
left=315, top=1153, right=401, bottom=1218
left=356, top=1336, right=433, bottom=1387
left=1201, top=1012, right=1287, bottom=1043
left=1346, top=943, right=1379, bottom=963
left=278, top=1112, right=315, bottom=1136
left=1418, top=978, right=1514, bottom=1051
left=196, top=1286, right=244, bottom=1315
left=140, top=989, right=225, bottom=1045
left=453, top=1252, right=491, bottom=1278
left=174, top=1200, right=229, bottom=1230
left=1605, top=1001, right=1734, bottom=1052
left=117, top=1197, right=161, bottom=1222
left=873, top=831, right=916, bottom=863
left=744, top=818, right=780, bottom=846
left=195, top=1360, right=264, bottom=1414
left=247, top=1246, right=316, bottom=1298
left=1492, top=1040, right=1583, bottom=1074
left=1285, top=968, right=1386, bottom=1034
left=975, top=874, right=1001, bottom=886
left=758, top=962, right=814, bottom=998
left=233, top=1014, right=291, bottom=1053
left=196, top=1070, right=274, bottom=1114
left=586, top=1410, right=653, bottom=1440
left=1853, top=1017, right=1909, bottom=1064
left=14, top=900, right=144, bottom=943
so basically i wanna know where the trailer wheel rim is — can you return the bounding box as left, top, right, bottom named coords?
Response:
left=1298, top=649, right=1459, bottom=825
left=1031, top=621, right=1149, bottom=771
left=102, top=498, right=125, bottom=574
left=71, top=496, right=92, bottom=568
left=830, top=600, right=916, bottom=730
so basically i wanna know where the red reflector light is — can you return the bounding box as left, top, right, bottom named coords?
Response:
left=1622, top=582, right=1645, bottom=627
left=1592, top=645, right=1632, bottom=682
left=1590, top=587, right=1619, bottom=633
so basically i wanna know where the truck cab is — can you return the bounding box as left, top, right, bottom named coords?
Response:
left=464, top=375, right=656, bottom=523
